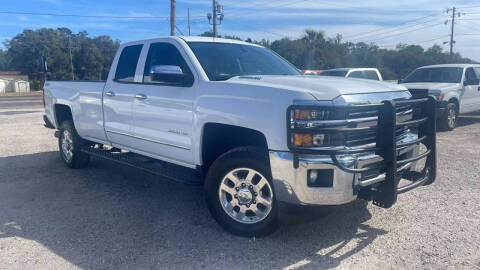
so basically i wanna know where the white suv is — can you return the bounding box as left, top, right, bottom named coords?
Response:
left=400, top=64, right=480, bottom=130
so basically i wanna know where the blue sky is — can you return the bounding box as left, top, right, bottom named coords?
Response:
left=1, top=0, right=480, bottom=61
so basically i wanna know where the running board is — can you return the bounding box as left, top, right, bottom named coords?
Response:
left=81, top=147, right=204, bottom=186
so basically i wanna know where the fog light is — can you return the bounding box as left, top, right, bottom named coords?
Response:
left=308, top=170, right=318, bottom=184
left=307, top=169, right=334, bottom=187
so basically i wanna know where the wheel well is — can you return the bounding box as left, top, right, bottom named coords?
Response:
left=201, top=123, right=268, bottom=170
left=447, top=98, right=460, bottom=112
left=54, top=104, right=73, bottom=126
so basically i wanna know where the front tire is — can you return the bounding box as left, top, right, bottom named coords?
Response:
left=58, top=120, right=90, bottom=169
left=204, top=147, right=278, bottom=237
left=439, top=102, right=458, bottom=131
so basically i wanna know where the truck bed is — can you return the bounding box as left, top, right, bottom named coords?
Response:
left=44, top=80, right=107, bottom=142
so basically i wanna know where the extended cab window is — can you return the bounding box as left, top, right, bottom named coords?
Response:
left=143, top=42, right=193, bottom=86
left=465, top=68, right=478, bottom=80
left=348, top=71, right=364, bottom=79
left=364, top=70, right=380, bottom=80
left=114, top=44, right=143, bottom=82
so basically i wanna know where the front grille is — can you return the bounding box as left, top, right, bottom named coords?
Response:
left=408, top=89, right=429, bottom=99
left=345, top=105, right=412, bottom=147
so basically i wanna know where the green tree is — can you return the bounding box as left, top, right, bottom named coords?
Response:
left=4, top=28, right=119, bottom=89
left=0, top=49, right=9, bottom=70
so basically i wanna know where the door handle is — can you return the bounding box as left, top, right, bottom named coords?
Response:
left=105, top=91, right=115, bottom=97
left=135, top=93, right=148, bottom=100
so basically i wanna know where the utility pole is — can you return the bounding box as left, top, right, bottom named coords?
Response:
left=188, top=8, right=191, bottom=36
left=212, top=0, right=217, bottom=37
left=446, top=7, right=461, bottom=60
left=449, top=7, right=456, bottom=59
left=68, top=36, right=74, bottom=80
left=207, top=1, right=224, bottom=37
left=170, top=0, right=176, bottom=36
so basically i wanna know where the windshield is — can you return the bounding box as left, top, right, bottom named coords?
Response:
left=403, top=67, right=463, bottom=83
left=187, top=42, right=300, bottom=81
left=319, top=70, right=348, bottom=77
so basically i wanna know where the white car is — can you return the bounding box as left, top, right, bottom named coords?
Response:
left=319, top=68, right=383, bottom=81
left=43, top=36, right=437, bottom=236
left=400, top=64, right=480, bottom=130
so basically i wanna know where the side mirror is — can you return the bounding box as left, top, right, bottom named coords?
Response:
left=150, top=65, right=193, bottom=86
left=397, top=79, right=403, bottom=84
left=464, top=78, right=480, bottom=86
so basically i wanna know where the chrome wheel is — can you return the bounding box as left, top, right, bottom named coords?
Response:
left=61, top=130, right=74, bottom=161
left=218, top=168, right=273, bottom=224
left=447, top=107, right=457, bottom=128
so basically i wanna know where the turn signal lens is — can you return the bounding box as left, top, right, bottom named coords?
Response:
left=295, top=109, right=311, bottom=120
left=292, top=133, right=344, bottom=147
left=294, top=133, right=313, bottom=147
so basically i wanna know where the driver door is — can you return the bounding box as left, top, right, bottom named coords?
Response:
left=131, top=40, right=196, bottom=167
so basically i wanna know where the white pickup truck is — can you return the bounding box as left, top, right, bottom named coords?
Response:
left=43, top=36, right=437, bottom=237
left=400, top=64, right=480, bottom=130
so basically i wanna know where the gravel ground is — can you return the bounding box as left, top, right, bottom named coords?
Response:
left=0, top=95, right=479, bottom=269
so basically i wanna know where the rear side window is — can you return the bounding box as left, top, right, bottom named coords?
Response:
left=465, top=68, right=478, bottom=80
left=114, top=44, right=143, bottom=82
left=363, top=70, right=380, bottom=80
left=348, top=71, right=364, bottom=79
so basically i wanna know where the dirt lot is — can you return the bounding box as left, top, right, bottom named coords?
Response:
left=0, top=95, right=479, bottom=269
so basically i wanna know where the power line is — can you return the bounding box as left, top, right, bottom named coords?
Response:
left=223, top=18, right=288, bottom=38
left=359, top=22, right=443, bottom=43
left=0, top=10, right=203, bottom=19
left=344, top=14, right=441, bottom=40
left=226, top=0, right=309, bottom=18
left=377, top=34, right=450, bottom=48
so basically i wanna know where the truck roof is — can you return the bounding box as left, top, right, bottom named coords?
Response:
left=324, top=68, right=379, bottom=72
left=121, top=36, right=262, bottom=47
left=418, top=63, right=480, bottom=69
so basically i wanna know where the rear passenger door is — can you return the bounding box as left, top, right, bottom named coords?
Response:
left=460, top=67, right=480, bottom=113
left=131, top=40, right=197, bottom=167
left=103, top=43, right=144, bottom=147
left=472, top=68, right=480, bottom=109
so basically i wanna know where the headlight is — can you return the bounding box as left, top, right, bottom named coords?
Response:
left=289, top=106, right=345, bottom=148
left=293, top=109, right=331, bottom=120
left=428, top=90, right=444, bottom=101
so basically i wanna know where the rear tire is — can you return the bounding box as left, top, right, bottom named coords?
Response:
left=439, top=102, right=457, bottom=131
left=204, top=146, right=279, bottom=237
left=58, top=120, right=90, bottom=169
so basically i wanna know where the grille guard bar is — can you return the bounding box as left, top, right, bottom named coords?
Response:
left=287, top=96, right=437, bottom=208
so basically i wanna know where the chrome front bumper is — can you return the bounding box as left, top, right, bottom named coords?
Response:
left=269, top=146, right=417, bottom=205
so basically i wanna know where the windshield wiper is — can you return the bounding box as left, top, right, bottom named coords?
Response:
left=214, top=74, right=236, bottom=81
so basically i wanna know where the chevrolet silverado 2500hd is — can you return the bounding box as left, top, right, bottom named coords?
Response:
left=43, top=36, right=437, bottom=237
left=400, top=64, right=480, bottom=131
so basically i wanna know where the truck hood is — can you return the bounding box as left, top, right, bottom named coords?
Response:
left=227, top=75, right=408, bottom=100
left=400, top=82, right=461, bottom=91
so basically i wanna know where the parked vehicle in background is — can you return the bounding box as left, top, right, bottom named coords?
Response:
left=301, top=69, right=323, bottom=75
left=399, top=64, right=480, bottom=131
left=43, top=36, right=437, bottom=237
left=319, top=68, right=383, bottom=81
